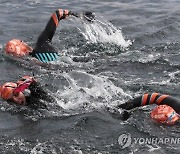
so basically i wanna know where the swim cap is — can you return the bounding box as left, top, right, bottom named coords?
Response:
left=5, top=39, right=32, bottom=57
left=151, top=105, right=179, bottom=125
left=0, top=82, right=17, bottom=100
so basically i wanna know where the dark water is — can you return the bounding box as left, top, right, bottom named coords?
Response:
left=0, top=0, right=180, bottom=153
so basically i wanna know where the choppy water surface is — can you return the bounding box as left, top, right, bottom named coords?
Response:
left=0, top=0, right=180, bottom=153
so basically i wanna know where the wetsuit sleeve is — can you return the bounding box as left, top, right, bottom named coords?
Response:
left=117, top=93, right=180, bottom=115
left=155, top=95, right=180, bottom=113
left=29, top=9, right=69, bottom=63
left=118, top=93, right=161, bottom=110
left=37, top=9, right=69, bottom=43
left=117, top=95, right=143, bottom=110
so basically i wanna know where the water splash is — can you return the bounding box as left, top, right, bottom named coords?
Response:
left=80, top=20, right=132, bottom=50
left=56, top=71, right=131, bottom=110
left=0, top=44, right=2, bottom=50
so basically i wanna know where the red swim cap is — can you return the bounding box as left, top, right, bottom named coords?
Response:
left=151, top=105, right=179, bottom=125
left=0, top=82, right=17, bottom=100
left=5, top=39, right=32, bottom=57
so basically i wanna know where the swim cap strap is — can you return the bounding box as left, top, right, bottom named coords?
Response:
left=14, top=78, right=34, bottom=93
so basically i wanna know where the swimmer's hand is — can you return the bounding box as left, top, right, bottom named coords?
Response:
left=69, top=11, right=95, bottom=23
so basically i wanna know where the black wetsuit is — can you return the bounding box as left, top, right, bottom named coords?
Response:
left=25, top=81, right=56, bottom=109
left=118, top=93, right=180, bottom=114
left=29, top=9, right=90, bottom=63
left=29, top=9, right=68, bottom=63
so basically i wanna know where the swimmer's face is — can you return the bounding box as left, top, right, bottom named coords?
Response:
left=9, top=92, right=26, bottom=105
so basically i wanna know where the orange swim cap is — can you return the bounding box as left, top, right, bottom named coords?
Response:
left=0, top=82, right=17, bottom=100
left=151, top=105, right=179, bottom=125
left=5, top=39, right=32, bottom=57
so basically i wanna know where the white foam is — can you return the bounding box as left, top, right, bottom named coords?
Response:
left=0, top=44, right=3, bottom=50
left=56, top=71, right=131, bottom=110
left=138, top=53, right=161, bottom=63
left=79, top=20, right=132, bottom=49
left=31, top=142, right=57, bottom=154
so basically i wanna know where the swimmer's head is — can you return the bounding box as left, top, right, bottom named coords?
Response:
left=151, top=105, right=179, bottom=125
left=0, top=82, right=26, bottom=105
left=5, top=39, right=33, bottom=57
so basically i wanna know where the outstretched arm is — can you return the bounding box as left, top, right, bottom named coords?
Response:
left=36, top=9, right=69, bottom=44
left=117, top=95, right=142, bottom=110
left=117, top=93, right=173, bottom=110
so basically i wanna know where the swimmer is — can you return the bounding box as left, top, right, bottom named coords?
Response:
left=117, top=93, right=180, bottom=125
left=4, top=9, right=95, bottom=64
left=0, top=76, right=56, bottom=109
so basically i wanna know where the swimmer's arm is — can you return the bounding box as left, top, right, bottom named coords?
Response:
left=117, top=96, right=143, bottom=110
left=36, top=9, right=70, bottom=43
left=117, top=101, right=135, bottom=110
